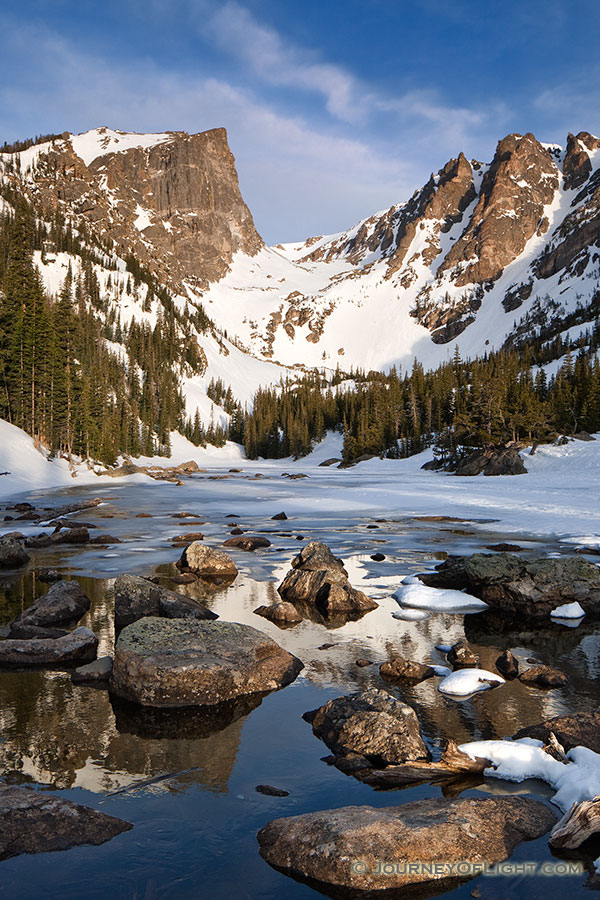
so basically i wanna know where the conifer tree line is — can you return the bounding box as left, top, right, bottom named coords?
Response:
left=0, top=190, right=207, bottom=464
left=238, top=331, right=600, bottom=462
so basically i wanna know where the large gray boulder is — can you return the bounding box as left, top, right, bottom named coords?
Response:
left=0, top=627, right=98, bottom=668
left=419, top=552, right=600, bottom=618
left=0, top=535, right=30, bottom=569
left=113, top=574, right=217, bottom=627
left=10, top=580, right=89, bottom=632
left=177, top=542, right=238, bottom=578
left=0, top=785, right=132, bottom=859
left=258, top=797, right=556, bottom=892
left=304, top=688, right=429, bottom=765
left=110, top=617, right=303, bottom=707
left=278, top=541, right=377, bottom=618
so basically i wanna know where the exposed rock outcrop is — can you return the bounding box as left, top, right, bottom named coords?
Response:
left=439, top=132, right=559, bottom=286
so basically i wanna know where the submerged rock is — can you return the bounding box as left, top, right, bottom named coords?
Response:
left=257, top=797, right=556, bottom=892
left=0, top=627, right=98, bottom=668
left=177, top=542, right=238, bottom=578
left=304, top=688, right=429, bottom=765
left=10, top=580, right=90, bottom=632
left=419, top=552, right=600, bottom=618
left=0, top=785, right=132, bottom=859
left=110, top=617, right=303, bottom=708
left=113, top=573, right=217, bottom=627
left=278, top=541, right=377, bottom=619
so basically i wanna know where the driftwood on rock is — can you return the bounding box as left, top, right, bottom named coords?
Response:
left=360, top=740, right=491, bottom=788
left=549, top=796, right=600, bottom=849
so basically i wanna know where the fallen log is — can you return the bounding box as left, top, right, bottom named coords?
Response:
left=549, top=796, right=600, bottom=849
left=360, top=740, right=491, bottom=788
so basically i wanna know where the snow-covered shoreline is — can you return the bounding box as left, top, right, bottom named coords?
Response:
left=1, top=421, right=599, bottom=550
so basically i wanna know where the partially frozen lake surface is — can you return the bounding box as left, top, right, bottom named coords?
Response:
left=1, top=441, right=599, bottom=899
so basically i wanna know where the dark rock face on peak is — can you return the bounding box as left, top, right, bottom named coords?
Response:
left=439, top=133, right=559, bottom=286
left=6, top=127, right=262, bottom=292
left=87, top=128, right=262, bottom=286
left=563, top=131, right=600, bottom=191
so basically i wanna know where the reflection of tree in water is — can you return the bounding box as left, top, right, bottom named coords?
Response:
left=0, top=575, right=254, bottom=793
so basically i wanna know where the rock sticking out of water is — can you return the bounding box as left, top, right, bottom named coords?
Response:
left=0, top=627, right=98, bottom=668
left=278, top=541, right=378, bottom=620
left=114, top=573, right=217, bottom=627
left=110, top=617, right=303, bottom=708
left=177, top=542, right=238, bottom=577
left=0, top=785, right=132, bottom=859
left=419, top=552, right=600, bottom=618
left=257, top=797, right=556, bottom=892
left=304, top=688, right=429, bottom=766
left=10, top=580, right=90, bottom=632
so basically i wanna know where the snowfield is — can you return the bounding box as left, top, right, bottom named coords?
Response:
left=0, top=425, right=598, bottom=553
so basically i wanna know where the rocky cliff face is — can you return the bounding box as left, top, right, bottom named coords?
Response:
left=199, top=128, right=599, bottom=369
left=4, top=126, right=262, bottom=291
left=3, top=125, right=599, bottom=377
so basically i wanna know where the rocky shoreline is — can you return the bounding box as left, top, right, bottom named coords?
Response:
left=0, top=492, right=599, bottom=895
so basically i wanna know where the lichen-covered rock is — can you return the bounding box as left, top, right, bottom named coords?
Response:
left=0, top=627, right=98, bottom=668
left=177, top=542, right=238, bottom=578
left=110, top=617, right=303, bottom=707
left=113, top=573, right=217, bottom=626
left=418, top=553, right=600, bottom=618
left=0, top=785, right=132, bottom=859
left=305, top=688, right=429, bottom=765
left=10, top=580, right=89, bottom=632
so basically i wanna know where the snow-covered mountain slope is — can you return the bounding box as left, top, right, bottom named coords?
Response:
left=0, top=128, right=289, bottom=431
left=2, top=125, right=598, bottom=435
left=200, top=131, right=600, bottom=372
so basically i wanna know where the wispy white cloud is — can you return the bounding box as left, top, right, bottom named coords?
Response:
left=0, top=6, right=511, bottom=241
left=204, top=1, right=369, bottom=124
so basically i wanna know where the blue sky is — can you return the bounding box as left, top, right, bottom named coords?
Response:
left=1, top=0, right=598, bottom=242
